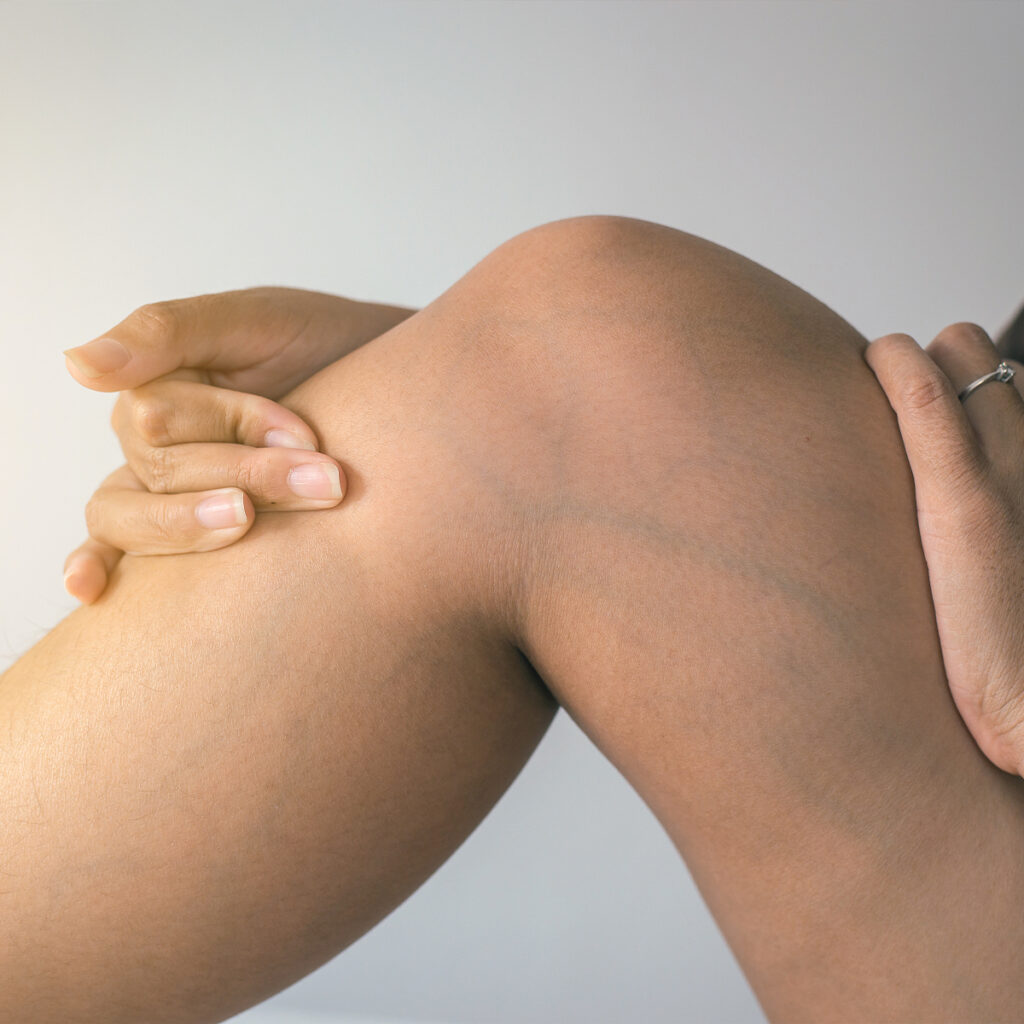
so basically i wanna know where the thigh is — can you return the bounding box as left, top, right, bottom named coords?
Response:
left=476, top=216, right=1024, bottom=1021
left=0, top=292, right=557, bottom=1021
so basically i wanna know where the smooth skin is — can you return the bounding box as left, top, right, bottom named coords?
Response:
left=4, top=216, right=1024, bottom=1022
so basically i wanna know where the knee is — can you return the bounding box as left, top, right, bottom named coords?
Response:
left=472, top=213, right=866, bottom=391
left=462, top=213, right=873, bottom=458
left=489, top=222, right=925, bottom=642
left=458, top=214, right=706, bottom=408
left=504, top=212, right=701, bottom=272
left=482, top=213, right=703, bottom=325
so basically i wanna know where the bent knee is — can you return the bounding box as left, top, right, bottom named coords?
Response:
left=412, top=218, right=917, bottom=697
left=443, top=214, right=883, bottom=525
left=451, top=214, right=873, bottom=452
left=477, top=212, right=866, bottom=364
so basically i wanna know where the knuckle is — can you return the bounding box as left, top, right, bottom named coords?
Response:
left=129, top=300, right=179, bottom=339
left=898, top=368, right=954, bottom=415
left=941, top=321, right=989, bottom=343
left=931, top=322, right=992, bottom=356
left=215, top=389, right=255, bottom=443
left=129, top=393, right=172, bottom=445
left=233, top=453, right=273, bottom=497
left=146, top=500, right=193, bottom=544
left=245, top=394, right=280, bottom=432
left=139, top=444, right=177, bottom=492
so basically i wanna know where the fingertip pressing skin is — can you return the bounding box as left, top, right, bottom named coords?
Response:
left=195, top=489, right=251, bottom=530
left=862, top=337, right=889, bottom=380
left=264, top=428, right=317, bottom=451
left=864, top=333, right=912, bottom=371
left=64, top=554, right=108, bottom=604
left=286, top=462, right=345, bottom=501
left=190, top=491, right=258, bottom=554
left=57, top=288, right=360, bottom=606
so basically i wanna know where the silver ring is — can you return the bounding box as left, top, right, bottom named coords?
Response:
left=957, top=361, right=1016, bottom=403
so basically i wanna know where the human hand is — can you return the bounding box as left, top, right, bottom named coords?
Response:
left=62, top=285, right=415, bottom=398
left=865, top=322, right=1024, bottom=777
left=62, top=375, right=346, bottom=603
left=62, top=287, right=416, bottom=603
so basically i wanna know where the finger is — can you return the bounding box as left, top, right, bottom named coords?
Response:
left=112, top=379, right=319, bottom=452
left=864, top=333, right=988, bottom=498
left=63, top=299, right=211, bottom=390
left=64, top=465, right=146, bottom=600
left=60, top=289, right=328, bottom=394
left=923, top=322, right=1024, bottom=458
left=63, top=538, right=123, bottom=604
left=85, top=478, right=255, bottom=555
left=123, top=441, right=345, bottom=510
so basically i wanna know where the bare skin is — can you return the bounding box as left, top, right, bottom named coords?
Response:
left=61, top=288, right=418, bottom=600
left=866, top=320, right=1024, bottom=776
left=3, top=215, right=1024, bottom=1022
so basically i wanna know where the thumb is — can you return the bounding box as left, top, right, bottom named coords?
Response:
left=864, top=333, right=986, bottom=494
left=63, top=297, right=228, bottom=392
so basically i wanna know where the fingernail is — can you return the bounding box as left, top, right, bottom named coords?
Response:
left=287, top=462, right=343, bottom=500
left=63, top=338, right=131, bottom=378
left=196, top=490, right=248, bottom=529
left=264, top=428, right=317, bottom=451
left=63, top=557, right=88, bottom=593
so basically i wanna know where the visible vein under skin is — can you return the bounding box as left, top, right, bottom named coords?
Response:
left=3, top=216, right=1024, bottom=1023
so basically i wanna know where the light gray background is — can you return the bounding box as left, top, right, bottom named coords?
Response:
left=2, top=2, right=1022, bottom=1022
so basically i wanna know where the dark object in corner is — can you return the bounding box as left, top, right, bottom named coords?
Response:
left=996, top=303, right=1024, bottom=362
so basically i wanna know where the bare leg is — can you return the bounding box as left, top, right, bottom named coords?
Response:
left=4, top=215, right=1024, bottom=1022
left=477, top=217, right=1024, bottom=1021
left=0, top=276, right=560, bottom=1021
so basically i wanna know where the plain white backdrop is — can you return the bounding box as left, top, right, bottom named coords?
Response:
left=2, top=2, right=1023, bottom=1022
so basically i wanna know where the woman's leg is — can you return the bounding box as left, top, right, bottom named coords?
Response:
left=4, top=213, right=1023, bottom=1023
left=0, top=269, right=561, bottom=1021
left=476, top=216, right=1024, bottom=1022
